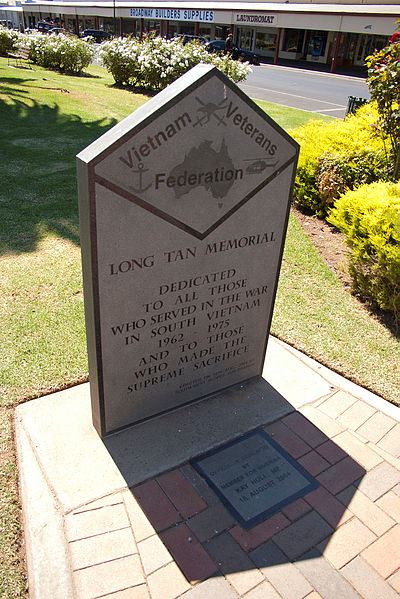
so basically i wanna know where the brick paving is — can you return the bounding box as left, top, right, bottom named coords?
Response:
left=63, top=396, right=400, bottom=599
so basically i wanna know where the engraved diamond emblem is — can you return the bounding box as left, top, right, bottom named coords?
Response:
left=92, top=67, right=298, bottom=239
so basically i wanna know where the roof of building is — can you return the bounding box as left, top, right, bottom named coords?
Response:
left=20, top=0, right=400, bottom=13
left=0, top=4, right=23, bottom=11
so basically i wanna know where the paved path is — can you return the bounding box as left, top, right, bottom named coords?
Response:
left=16, top=337, right=400, bottom=599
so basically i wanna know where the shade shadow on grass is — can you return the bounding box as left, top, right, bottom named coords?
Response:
left=108, top=81, right=157, bottom=98
left=0, top=95, right=117, bottom=255
left=0, top=84, right=31, bottom=98
left=74, top=72, right=102, bottom=79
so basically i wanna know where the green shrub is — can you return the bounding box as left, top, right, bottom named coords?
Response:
left=291, top=103, right=389, bottom=216
left=328, top=181, right=400, bottom=322
left=0, top=26, right=19, bottom=56
left=315, top=149, right=388, bottom=212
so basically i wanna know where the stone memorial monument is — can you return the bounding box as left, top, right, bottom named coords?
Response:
left=78, top=64, right=299, bottom=437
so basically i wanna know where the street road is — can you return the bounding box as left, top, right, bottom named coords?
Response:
left=239, top=64, right=370, bottom=119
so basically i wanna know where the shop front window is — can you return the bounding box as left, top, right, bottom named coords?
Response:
left=199, top=25, right=212, bottom=40
left=102, top=18, right=114, bottom=33
left=357, top=34, right=388, bottom=62
left=144, top=20, right=161, bottom=35
left=65, top=17, right=76, bottom=32
left=255, top=30, right=277, bottom=54
left=84, top=18, right=95, bottom=30
left=282, top=29, right=305, bottom=53
left=169, top=21, right=179, bottom=38
left=308, top=31, right=328, bottom=58
left=336, top=32, right=359, bottom=65
left=237, top=27, right=254, bottom=50
left=180, top=24, right=195, bottom=35
left=215, top=26, right=229, bottom=40
left=122, top=18, right=135, bottom=36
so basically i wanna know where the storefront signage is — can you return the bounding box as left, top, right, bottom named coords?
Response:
left=130, top=8, right=214, bottom=22
left=235, top=14, right=276, bottom=26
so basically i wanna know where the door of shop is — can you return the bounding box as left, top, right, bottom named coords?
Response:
left=237, top=27, right=255, bottom=51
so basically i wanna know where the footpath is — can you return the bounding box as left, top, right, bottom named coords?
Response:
left=15, top=336, right=400, bottom=599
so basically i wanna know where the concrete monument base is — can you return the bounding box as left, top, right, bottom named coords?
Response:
left=16, top=337, right=399, bottom=599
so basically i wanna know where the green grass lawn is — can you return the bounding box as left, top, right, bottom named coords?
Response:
left=0, top=59, right=399, bottom=596
left=272, top=216, right=399, bottom=401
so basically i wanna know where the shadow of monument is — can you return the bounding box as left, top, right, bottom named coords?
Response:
left=0, top=94, right=117, bottom=255
left=104, top=376, right=366, bottom=586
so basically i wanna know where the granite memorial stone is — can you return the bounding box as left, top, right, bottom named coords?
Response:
left=77, top=64, right=299, bottom=437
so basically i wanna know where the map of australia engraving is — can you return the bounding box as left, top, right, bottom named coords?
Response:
left=168, top=139, right=242, bottom=200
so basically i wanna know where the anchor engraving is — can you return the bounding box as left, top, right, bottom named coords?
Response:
left=129, top=162, right=152, bottom=193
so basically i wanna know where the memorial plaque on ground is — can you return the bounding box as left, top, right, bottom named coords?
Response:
left=191, top=430, right=317, bottom=528
left=77, top=64, right=299, bottom=437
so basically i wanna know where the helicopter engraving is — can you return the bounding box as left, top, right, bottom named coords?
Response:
left=244, top=158, right=279, bottom=174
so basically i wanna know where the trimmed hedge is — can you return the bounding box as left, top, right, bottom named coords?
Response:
left=315, top=150, right=388, bottom=211
left=328, top=181, right=400, bottom=323
left=291, top=104, right=389, bottom=216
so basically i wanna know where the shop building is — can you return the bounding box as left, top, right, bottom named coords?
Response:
left=21, top=1, right=399, bottom=71
left=0, top=4, right=24, bottom=30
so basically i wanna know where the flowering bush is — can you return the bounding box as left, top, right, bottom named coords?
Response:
left=137, top=36, right=204, bottom=89
left=100, top=35, right=251, bottom=90
left=366, top=32, right=400, bottom=179
left=100, top=37, right=141, bottom=85
left=0, top=26, right=20, bottom=56
left=22, top=32, right=94, bottom=73
left=210, top=51, right=250, bottom=83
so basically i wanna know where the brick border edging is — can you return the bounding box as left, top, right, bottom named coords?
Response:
left=272, top=337, right=400, bottom=422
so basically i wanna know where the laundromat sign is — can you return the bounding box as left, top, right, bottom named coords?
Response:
left=130, top=8, right=215, bottom=22
left=234, top=13, right=277, bottom=26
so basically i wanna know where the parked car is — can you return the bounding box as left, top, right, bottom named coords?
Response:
left=176, top=34, right=207, bottom=46
left=48, top=28, right=72, bottom=36
left=37, top=21, right=55, bottom=33
left=80, top=29, right=112, bottom=43
left=205, top=39, right=260, bottom=65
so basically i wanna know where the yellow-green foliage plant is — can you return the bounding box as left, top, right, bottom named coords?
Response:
left=328, top=181, right=400, bottom=325
left=291, top=103, right=388, bottom=216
